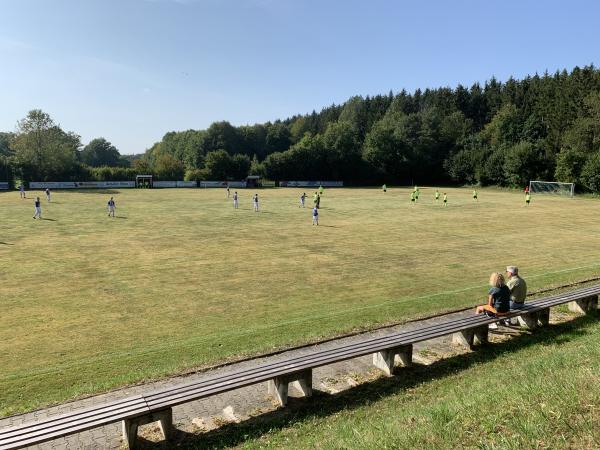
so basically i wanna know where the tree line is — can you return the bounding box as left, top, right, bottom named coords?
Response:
left=2, top=65, right=600, bottom=190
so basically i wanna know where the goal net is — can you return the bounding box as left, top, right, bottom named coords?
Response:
left=529, top=180, right=575, bottom=197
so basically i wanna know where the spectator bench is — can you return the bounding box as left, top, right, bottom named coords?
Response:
left=1, top=285, right=598, bottom=450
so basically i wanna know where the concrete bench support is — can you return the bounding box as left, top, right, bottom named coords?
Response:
left=517, top=312, right=538, bottom=329
left=568, top=295, right=598, bottom=314
left=453, top=325, right=488, bottom=348
left=267, top=369, right=312, bottom=406
left=122, top=408, right=172, bottom=449
left=372, top=344, right=413, bottom=376
left=537, top=308, right=550, bottom=326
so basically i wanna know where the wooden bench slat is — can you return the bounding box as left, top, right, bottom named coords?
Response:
left=0, top=402, right=149, bottom=449
left=0, top=396, right=146, bottom=436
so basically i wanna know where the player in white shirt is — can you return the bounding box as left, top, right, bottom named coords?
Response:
left=312, top=206, right=319, bottom=225
left=300, top=192, right=306, bottom=208
left=19, top=184, right=26, bottom=199
left=107, top=197, right=116, bottom=217
left=233, top=191, right=239, bottom=209
left=45, top=188, right=51, bottom=202
left=253, top=193, right=259, bottom=212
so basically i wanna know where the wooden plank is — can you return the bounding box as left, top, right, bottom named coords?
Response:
left=0, top=396, right=146, bottom=436
left=0, top=402, right=149, bottom=449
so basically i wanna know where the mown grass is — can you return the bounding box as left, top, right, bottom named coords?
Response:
left=1, top=187, right=600, bottom=416
left=197, top=311, right=600, bottom=450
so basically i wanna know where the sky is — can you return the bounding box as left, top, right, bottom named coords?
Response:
left=0, top=0, right=598, bottom=154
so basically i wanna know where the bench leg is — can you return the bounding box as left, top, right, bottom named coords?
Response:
left=452, top=329, right=474, bottom=348
left=569, top=295, right=598, bottom=314
left=156, top=408, right=173, bottom=440
left=268, top=369, right=312, bottom=406
left=373, top=345, right=413, bottom=376
left=122, top=419, right=139, bottom=450
left=537, top=308, right=550, bottom=327
left=473, top=325, right=488, bottom=344
left=373, top=349, right=395, bottom=376
left=268, top=378, right=289, bottom=406
left=121, top=408, right=173, bottom=449
left=395, top=344, right=413, bottom=368
left=517, top=313, right=538, bottom=329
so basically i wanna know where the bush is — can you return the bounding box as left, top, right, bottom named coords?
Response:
left=89, top=166, right=137, bottom=181
left=185, top=168, right=209, bottom=181
left=580, top=152, right=600, bottom=192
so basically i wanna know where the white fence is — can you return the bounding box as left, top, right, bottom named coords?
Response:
left=279, top=181, right=343, bottom=187
left=0, top=182, right=8, bottom=190
left=30, top=181, right=135, bottom=189
left=199, top=181, right=247, bottom=188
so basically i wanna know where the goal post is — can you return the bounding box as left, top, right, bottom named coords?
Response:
left=529, top=180, right=575, bottom=197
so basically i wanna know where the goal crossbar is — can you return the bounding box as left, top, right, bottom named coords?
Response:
left=529, top=180, right=575, bottom=197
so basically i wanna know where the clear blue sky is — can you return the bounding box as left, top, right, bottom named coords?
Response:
left=0, top=0, right=597, bottom=154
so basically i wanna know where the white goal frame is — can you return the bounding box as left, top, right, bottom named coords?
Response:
left=529, top=180, right=575, bottom=197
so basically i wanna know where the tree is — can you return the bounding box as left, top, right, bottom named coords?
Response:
left=503, top=141, right=544, bottom=186
left=11, top=110, right=81, bottom=181
left=154, top=154, right=184, bottom=180
left=265, top=122, right=291, bottom=154
left=203, top=150, right=233, bottom=180
left=230, top=154, right=251, bottom=179
left=0, top=132, right=14, bottom=156
left=80, top=138, right=121, bottom=167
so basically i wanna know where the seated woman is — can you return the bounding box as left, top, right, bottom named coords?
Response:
left=475, top=272, right=511, bottom=316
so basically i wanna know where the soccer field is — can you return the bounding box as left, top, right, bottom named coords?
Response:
left=1, top=187, right=600, bottom=416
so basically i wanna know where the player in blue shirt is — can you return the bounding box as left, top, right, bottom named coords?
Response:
left=312, top=206, right=319, bottom=225
left=300, top=192, right=306, bottom=208
left=33, top=197, right=42, bottom=219
left=107, top=197, right=116, bottom=217
left=233, top=191, right=239, bottom=209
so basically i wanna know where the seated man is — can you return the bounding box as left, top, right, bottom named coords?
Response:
left=506, top=266, right=527, bottom=309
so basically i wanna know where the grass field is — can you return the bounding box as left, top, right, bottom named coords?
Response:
left=2, top=187, right=600, bottom=417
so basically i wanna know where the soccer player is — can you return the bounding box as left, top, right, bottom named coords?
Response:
left=524, top=185, right=529, bottom=194
left=33, top=197, right=42, bottom=219
left=443, top=193, right=448, bottom=207
left=233, top=191, right=239, bottom=209
left=312, top=206, right=319, bottom=225
left=319, top=185, right=324, bottom=195
left=415, top=186, right=420, bottom=202
left=19, top=183, right=26, bottom=199
left=473, top=189, right=478, bottom=202
left=313, top=191, right=318, bottom=206
left=316, top=193, right=321, bottom=209
left=45, top=188, right=51, bottom=202
left=410, top=190, right=415, bottom=204
left=107, top=197, right=116, bottom=217
left=226, top=185, right=230, bottom=199
left=435, top=189, right=440, bottom=202
left=300, top=192, right=306, bottom=208
left=525, top=192, right=531, bottom=206
left=382, top=184, right=387, bottom=193
left=253, top=193, right=259, bottom=212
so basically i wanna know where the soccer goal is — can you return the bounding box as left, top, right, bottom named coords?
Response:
left=529, top=180, right=575, bottom=197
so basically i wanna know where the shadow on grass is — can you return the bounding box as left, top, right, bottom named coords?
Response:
left=0, top=241, right=13, bottom=245
left=137, top=312, right=599, bottom=449
left=41, top=218, right=57, bottom=222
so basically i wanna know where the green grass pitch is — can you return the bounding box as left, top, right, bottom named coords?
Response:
left=1, top=186, right=600, bottom=416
